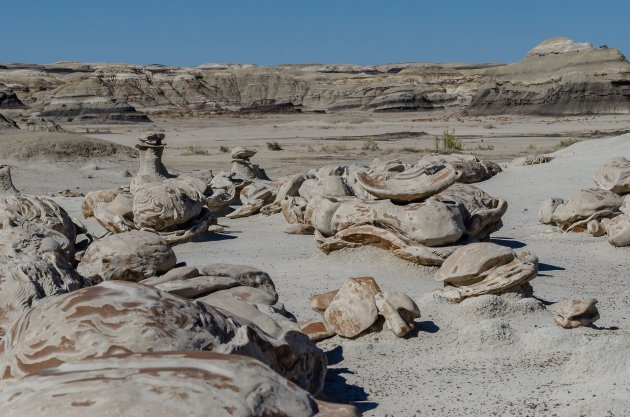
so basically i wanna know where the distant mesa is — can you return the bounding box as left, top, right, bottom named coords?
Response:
left=1, top=36, right=629, bottom=119
left=466, top=36, right=630, bottom=115
left=527, top=36, right=595, bottom=56
left=39, top=98, right=151, bottom=123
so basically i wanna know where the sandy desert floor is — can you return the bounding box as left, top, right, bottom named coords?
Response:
left=2, top=111, right=630, bottom=416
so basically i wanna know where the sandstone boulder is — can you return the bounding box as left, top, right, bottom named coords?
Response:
left=0, top=281, right=326, bottom=394
left=594, top=156, right=630, bottom=194
left=0, top=351, right=357, bottom=417
left=547, top=188, right=622, bottom=231
left=549, top=298, right=600, bottom=328
left=76, top=231, right=176, bottom=283
left=355, top=162, right=459, bottom=202
left=436, top=242, right=515, bottom=286
left=308, top=196, right=467, bottom=265
left=435, top=243, right=538, bottom=303
left=374, top=291, right=421, bottom=337
left=429, top=183, right=508, bottom=240
left=323, top=277, right=381, bottom=338
left=418, top=154, right=501, bottom=183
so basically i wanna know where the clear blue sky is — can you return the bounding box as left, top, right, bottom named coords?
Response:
left=4, top=0, right=629, bottom=66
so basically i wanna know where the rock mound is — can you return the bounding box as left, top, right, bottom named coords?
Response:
left=467, top=37, right=630, bottom=115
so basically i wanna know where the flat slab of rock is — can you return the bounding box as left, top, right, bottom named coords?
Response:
left=436, top=242, right=515, bottom=286
left=154, top=275, right=240, bottom=298
left=201, top=285, right=278, bottom=305
left=299, top=318, right=336, bottom=341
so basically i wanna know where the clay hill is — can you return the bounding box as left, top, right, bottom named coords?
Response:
left=1, top=37, right=629, bottom=123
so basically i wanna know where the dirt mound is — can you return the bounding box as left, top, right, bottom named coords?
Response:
left=0, top=132, right=137, bottom=161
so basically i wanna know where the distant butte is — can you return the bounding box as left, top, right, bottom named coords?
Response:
left=1, top=37, right=629, bottom=122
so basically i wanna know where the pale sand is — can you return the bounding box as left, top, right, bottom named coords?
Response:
left=2, top=113, right=630, bottom=416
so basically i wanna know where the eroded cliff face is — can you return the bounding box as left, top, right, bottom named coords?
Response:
left=1, top=37, right=630, bottom=121
left=467, top=37, right=630, bottom=115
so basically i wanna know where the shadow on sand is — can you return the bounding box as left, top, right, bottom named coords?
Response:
left=490, top=237, right=527, bottom=249
left=323, top=346, right=378, bottom=413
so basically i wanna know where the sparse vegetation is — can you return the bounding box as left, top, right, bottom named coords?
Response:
left=557, top=138, right=581, bottom=148
left=400, top=146, right=422, bottom=153
left=181, top=145, right=209, bottom=156
left=434, top=129, right=463, bottom=154
left=267, top=141, right=283, bottom=151
left=362, top=138, right=380, bottom=151
left=527, top=144, right=537, bottom=151
left=474, top=144, right=495, bottom=151
left=219, top=145, right=230, bottom=153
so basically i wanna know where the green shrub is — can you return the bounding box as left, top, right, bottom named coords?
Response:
left=362, top=138, right=380, bottom=151
left=434, top=129, right=462, bottom=152
left=557, top=138, right=581, bottom=148
left=266, top=141, right=283, bottom=151
left=181, top=145, right=209, bottom=156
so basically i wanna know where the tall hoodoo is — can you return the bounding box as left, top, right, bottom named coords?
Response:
left=135, top=133, right=172, bottom=180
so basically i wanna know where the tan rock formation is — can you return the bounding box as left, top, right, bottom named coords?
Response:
left=324, top=277, right=382, bottom=338
left=0, top=351, right=358, bottom=417
left=435, top=243, right=538, bottom=303
left=76, top=230, right=177, bottom=283
left=0, top=280, right=326, bottom=394
left=594, top=157, right=630, bottom=194
left=549, top=298, right=600, bottom=328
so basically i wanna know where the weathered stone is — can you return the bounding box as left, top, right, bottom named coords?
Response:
left=299, top=176, right=353, bottom=201
left=594, top=157, right=630, bottom=194
left=0, top=351, right=344, bottom=417
left=419, top=154, right=501, bottom=183
left=436, top=242, right=515, bottom=286
left=197, top=263, right=277, bottom=298
left=311, top=289, right=340, bottom=314
left=0, top=281, right=326, bottom=394
left=429, top=183, right=508, bottom=240
left=202, top=285, right=278, bottom=306
left=538, top=197, right=565, bottom=224
left=549, top=298, right=600, bottom=328
left=324, top=277, right=381, bottom=338
left=435, top=247, right=538, bottom=303
left=307, top=195, right=468, bottom=265
left=299, top=318, right=336, bottom=341
left=603, top=214, right=630, bottom=246
left=140, top=266, right=200, bottom=286
left=550, top=188, right=622, bottom=231
left=375, top=291, right=421, bottom=337
left=155, top=275, right=240, bottom=298
left=76, top=231, right=176, bottom=283
left=282, top=196, right=309, bottom=224
left=231, top=146, right=257, bottom=160
left=356, top=162, right=460, bottom=202
left=0, top=248, right=87, bottom=338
